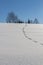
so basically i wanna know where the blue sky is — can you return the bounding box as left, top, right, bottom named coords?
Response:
left=0, top=0, right=43, bottom=23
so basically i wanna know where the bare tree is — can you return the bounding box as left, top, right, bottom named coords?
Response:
left=6, top=12, right=18, bottom=23
left=34, top=18, right=39, bottom=24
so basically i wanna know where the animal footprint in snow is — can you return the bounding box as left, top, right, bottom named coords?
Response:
left=22, top=24, right=43, bottom=45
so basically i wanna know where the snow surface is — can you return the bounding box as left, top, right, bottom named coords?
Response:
left=0, top=24, right=43, bottom=65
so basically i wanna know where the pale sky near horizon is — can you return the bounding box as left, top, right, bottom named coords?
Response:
left=0, top=0, right=43, bottom=23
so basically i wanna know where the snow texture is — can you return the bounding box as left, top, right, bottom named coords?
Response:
left=0, top=23, right=43, bottom=65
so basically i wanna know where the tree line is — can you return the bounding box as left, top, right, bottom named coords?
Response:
left=6, top=12, right=39, bottom=24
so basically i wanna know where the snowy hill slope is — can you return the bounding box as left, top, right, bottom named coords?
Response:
left=0, top=24, right=43, bottom=55
left=0, top=24, right=43, bottom=65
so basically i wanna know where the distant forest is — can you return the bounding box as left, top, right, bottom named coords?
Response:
left=6, top=12, right=39, bottom=24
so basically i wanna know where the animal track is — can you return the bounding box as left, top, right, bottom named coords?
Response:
left=22, top=24, right=43, bottom=45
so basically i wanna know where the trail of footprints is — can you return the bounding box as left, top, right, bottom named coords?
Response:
left=22, top=24, right=43, bottom=45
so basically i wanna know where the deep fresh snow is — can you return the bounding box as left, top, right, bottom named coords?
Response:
left=0, top=24, right=43, bottom=65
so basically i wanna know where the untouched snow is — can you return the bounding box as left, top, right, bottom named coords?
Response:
left=0, top=24, right=43, bottom=65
